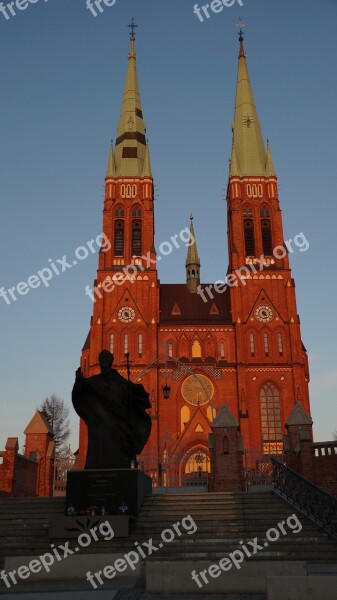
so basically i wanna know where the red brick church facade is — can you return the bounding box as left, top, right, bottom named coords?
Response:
left=76, top=30, right=311, bottom=487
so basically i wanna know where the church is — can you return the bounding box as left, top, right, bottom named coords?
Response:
left=76, top=27, right=311, bottom=488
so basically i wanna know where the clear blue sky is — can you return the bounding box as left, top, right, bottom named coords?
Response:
left=0, top=0, right=336, bottom=452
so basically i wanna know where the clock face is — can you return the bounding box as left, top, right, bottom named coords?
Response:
left=255, top=305, right=274, bottom=323
left=118, top=307, right=136, bottom=323
left=181, top=375, right=214, bottom=406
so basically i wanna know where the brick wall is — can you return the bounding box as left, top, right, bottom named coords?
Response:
left=0, top=435, right=54, bottom=497
left=312, top=442, right=337, bottom=497
left=12, top=455, right=38, bottom=496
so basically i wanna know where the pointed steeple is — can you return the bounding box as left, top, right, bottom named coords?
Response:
left=114, top=22, right=151, bottom=177
left=231, top=29, right=269, bottom=177
left=106, top=141, right=116, bottom=178
left=142, top=141, right=152, bottom=177
left=186, top=215, right=201, bottom=294
left=265, top=140, right=276, bottom=177
left=229, top=140, right=239, bottom=177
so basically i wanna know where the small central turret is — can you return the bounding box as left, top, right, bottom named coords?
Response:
left=186, top=215, right=201, bottom=294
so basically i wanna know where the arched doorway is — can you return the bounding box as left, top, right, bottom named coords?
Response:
left=180, top=447, right=210, bottom=487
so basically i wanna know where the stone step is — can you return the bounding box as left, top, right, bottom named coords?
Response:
left=2, top=539, right=336, bottom=553
left=2, top=540, right=329, bottom=551
left=1, top=491, right=337, bottom=569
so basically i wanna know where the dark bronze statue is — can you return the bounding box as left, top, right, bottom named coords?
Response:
left=72, top=351, right=152, bottom=469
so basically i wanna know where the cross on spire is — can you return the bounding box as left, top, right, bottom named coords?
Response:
left=236, top=19, right=245, bottom=57
left=236, top=18, right=245, bottom=39
left=128, top=17, right=138, bottom=41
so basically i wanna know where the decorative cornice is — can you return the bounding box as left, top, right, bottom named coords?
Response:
left=159, top=328, right=234, bottom=333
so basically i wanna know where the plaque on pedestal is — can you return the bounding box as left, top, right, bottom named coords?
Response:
left=66, top=468, right=152, bottom=517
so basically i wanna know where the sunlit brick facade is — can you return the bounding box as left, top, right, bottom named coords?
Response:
left=76, top=31, right=311, bottom=487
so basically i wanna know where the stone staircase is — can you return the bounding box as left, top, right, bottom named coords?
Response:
left=0, top=491, right=337, bottom=564
left=135, top=491, right=337, bottom=563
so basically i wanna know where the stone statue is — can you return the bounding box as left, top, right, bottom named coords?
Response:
left=72, top=350, right=152, bottom=470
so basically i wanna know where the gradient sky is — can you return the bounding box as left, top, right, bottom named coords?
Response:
left=0, top=0, right=336, bottom=452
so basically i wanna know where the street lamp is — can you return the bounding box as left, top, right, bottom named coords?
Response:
left=162, top=384, right=171, bottom=399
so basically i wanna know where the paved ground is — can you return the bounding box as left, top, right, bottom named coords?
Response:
left=0, top=577, right=144, bottom=599
left=0, top=575, right=268, bottom=599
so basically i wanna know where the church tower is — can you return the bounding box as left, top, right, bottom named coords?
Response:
left=227, top=29, right=311, bottom=455
left=78, top=26, right=160, bottom=468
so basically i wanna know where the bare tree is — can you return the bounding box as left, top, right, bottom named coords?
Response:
left=39, top=395, right=71, bottom=454
left=333, top=430, right=337, bottom=441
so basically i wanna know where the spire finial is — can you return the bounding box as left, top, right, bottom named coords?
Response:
left=128, top=17, right=138, bottom=42
left=190, top=213, right=193, bottom=221
left=128, top=17, right=138, bottom=59
left=236, top=19, right=245, bottom=58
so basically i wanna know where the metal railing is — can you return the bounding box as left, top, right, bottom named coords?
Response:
left=272, top=458, right=337, bottom=539
left=244, top=449, right=285, bottom=488
left=137, top=450, right=210, bottom=489
left=53, top=450, right=76, bottom=496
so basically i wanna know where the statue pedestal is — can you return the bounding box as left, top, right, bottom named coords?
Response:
left=66, top=468, right=152, bottom=517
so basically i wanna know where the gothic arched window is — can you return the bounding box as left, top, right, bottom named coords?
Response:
left=260, top=382, right=283, bottom=454
left=132, top=220, right=142, bottom=256
left=243, top=204, right=253, bottom=219
left=132, top=205, right=142, bottom=218
left=250, top=333, right=255, bottom=357
left=138, top=334, right=143, bottom=357
left=260, top=204, right=273, bottom=256
left=114, top=220, right=124, bottom=256
left=244, top=221, right=255, bottom=256
left=264, top=333, right=269, bottom=356
left=243, top=204, right=255, bottom=257
left=192, top=340, right=202, bottom=358
left=278, top=332, right=283, bottom=356
left=115, top=205, right=125, bottom=218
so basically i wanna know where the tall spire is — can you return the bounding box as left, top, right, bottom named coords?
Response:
left=266, top=139, right=276, bottom=177
left=230, top=26, right=272, bottom=177
left=113, top=20, right=151, bottom=177
left=106, top=140, right=116, bottom=178
left=142, top=141, right=152, bottom=177
left=186, top=215, right=201, bottom=294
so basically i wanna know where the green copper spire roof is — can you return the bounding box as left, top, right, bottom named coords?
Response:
left=142, top=141, right=152, bottom=177
left=265, top=140, right=276, bottom=177
left=106, top=141, right=116, bottom=178
left=229, top=140, right=239, bottom=177
left=231, top=30, right=273, bottom=177
left=112, top=27, right=151, bottom=177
